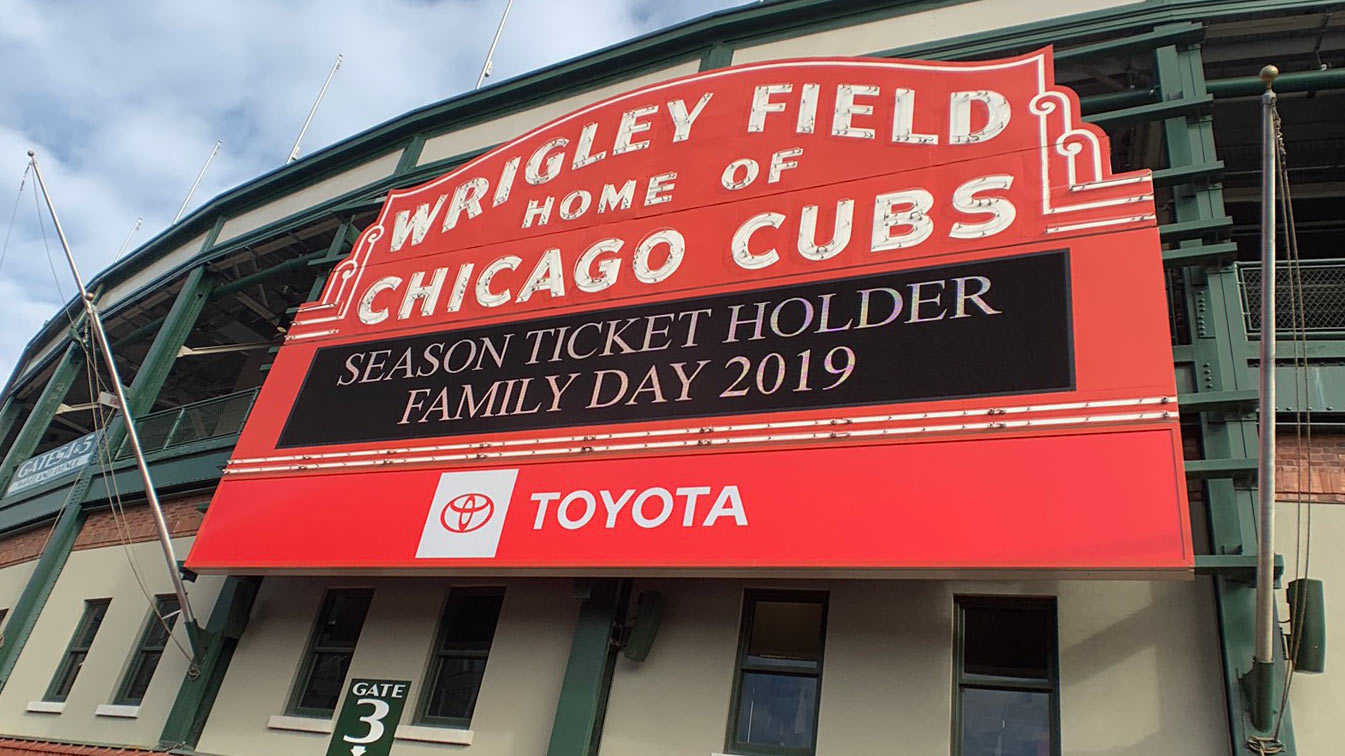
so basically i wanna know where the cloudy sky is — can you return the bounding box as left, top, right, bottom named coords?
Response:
left=0, top=0, right=745, bottom=384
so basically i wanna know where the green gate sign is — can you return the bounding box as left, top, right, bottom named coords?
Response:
left=326, top=678, right=410, bottom=756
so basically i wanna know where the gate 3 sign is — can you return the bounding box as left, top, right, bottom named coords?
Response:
left=189, top=50, right=1192, bottom=576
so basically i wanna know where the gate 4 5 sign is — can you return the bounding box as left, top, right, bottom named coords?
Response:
left=327, top=679, right=409, bottom=756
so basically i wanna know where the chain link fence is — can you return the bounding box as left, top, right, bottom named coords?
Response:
left=1237, top=260, right=1345, bottom=336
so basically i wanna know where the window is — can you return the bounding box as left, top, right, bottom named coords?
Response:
left=289, top=589, right=373, bottom=717
left=727, top=591, right=827, bottom=756
left=954, top=597, right=1059, bottom=756
left=417, top=588, right=505, bottom=727
left=115, top=595, right=180, bottom=705
left=46, top=599, right=110, bottom=702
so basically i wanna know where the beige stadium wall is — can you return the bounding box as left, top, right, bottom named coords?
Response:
left=0, top=535, right=224, bottom=748
left=195, top=576, right=576, bottom=756
left=598, top=577, right=1230, bottom=756
left=415, top=60, right=702, bottom=167
left=0, top=560, right=36, bottom=630
left=1276, top=500, right=1343, bottom=756
left=730, top=0, right=1141, bottom=63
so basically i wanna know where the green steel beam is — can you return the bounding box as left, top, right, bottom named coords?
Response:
left=1178, top=389, right=1259, bottom=413
left=122, top=266, right=215, bottom=420
left=393, top=135, right=426, bottom=175
left=699, top=42, right=734, bottom=71
left=0, top=487, right=87, bottom=691
left=0, top=398, right=23, bottom=451
left=1160, top=216, right=1234, bottom=243
left=1080, top=88, right=1157, bottom=114
left=1208, top=67, right=1345, bottom=98
left=0, top=342, right=84, bottom=494
left=1054, top=21, right=1203, bottom=64
left=1151, top=161, right=1225, bottom=188
left=546, top=579, right=630, bottom=756
left=1196, top=554, right=1284, bottom=582
left=1155, top=37, right=1296, bottom=753
left=1084, top=94, right=1213, bottom=128
left=159, top=576, right=261, bottom=750
left=1186, top=458, right=1258, bottom=480
left=210, top=250, right=330, bottom=299
left=1163, top=242, right=1239, bottom=266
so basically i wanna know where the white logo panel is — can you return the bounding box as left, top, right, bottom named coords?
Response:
left=416, top=469, right=519, bottom=559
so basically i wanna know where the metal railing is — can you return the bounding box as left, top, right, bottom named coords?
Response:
left=114, top=388, right=260, bottom=460
left=1237, top=259, right=1345, bottom=337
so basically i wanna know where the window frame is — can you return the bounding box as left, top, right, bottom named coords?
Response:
left=415, top=586, right=506, bottom=728
left=45, top=598, right=111, bottom=703
left=952, top=595, right=1061, bottom=756
left=113, top=594, right=181, bottom=706
left=725, top=589, right=829, bottom=756
left=287, top=588, right=374, bottom=718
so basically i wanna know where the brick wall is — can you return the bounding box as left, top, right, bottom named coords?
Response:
left=72, top=494, right=208, bottom=551
left=1277, top=431, right=1345, bottom=504
left=0, top=525, right=58, bottom=570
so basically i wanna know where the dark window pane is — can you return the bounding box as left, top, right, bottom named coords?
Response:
left=425, top=656, right=488, bottom=721
left=317, top=592, right=372, bottom=648
left=960, top=688, right=1051, bottom=756
left=144, top=597, right=180, bottom=649
left=962, top=605, right=1053, bottom=679
left=441, top=593, right=504, bottom=648
left=298, top=651, right=353, bottom=712
left=747, top=601, right=823, bottom=669
left=75, top=603, right=109, bottom=649
left=735, top=672, right=818, bottom=749
left=52, top=651, right=87, bottom=699
left=122, top=650, right=162, bottom=704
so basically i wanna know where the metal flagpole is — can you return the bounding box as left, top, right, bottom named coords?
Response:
left=287, top=54, right=343, bottom=164
left=174, top=140, right=222, bottom=223
left=25, top=151, right=199, bottom=634
left=1251, top=63, right=1279, bottom=731
left=114, top=217, right=143, bottom=260
left=475, top=0, right=515, bottom=89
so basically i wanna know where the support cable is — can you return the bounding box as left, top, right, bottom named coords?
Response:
left=1270, top=95, right=1313, bottom=744
left=0, top=165, right=30, bottom=274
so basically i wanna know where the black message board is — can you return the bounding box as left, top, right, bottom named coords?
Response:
left=280, top=250, right=1073, bottom=448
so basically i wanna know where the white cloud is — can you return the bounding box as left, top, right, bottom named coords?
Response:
left=0, top=0, right=743, bottom=385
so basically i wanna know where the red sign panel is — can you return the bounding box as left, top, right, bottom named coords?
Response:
left=189, top=50, right=1191, bottom=575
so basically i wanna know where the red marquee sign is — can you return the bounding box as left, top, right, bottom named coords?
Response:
left=188, top=50, right=1191, bottom=575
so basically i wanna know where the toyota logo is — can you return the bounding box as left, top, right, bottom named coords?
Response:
left=441, top=492, right=495, bottom=533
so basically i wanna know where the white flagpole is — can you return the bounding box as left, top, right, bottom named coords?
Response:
left=174, top=140, right=221, bottom=223
left=288, top=54, right=344, bottom=164
left=476, top=0, right=515, bottom=89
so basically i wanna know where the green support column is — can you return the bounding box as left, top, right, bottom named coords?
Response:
left=0, top=498, right=85, bottom=691
left=546, top=579, right=631, bottom=756
left=159, top=576, right=261, bottom=750
left=0, top=342, right=84, bottom=493
left=0, top=267, right=215, bottom=694
left=122, top=265, right=215, bottom=420
left=1156, top=37, right=1296, bottom=753
left=0, top=397, right=24, bottom=452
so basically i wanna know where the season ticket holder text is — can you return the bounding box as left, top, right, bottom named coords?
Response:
left=278, top=251, right=1073, bottom=447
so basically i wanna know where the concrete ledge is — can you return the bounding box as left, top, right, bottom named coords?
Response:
left=266, top=714, right=333, bottom=734
left=24, top=700, right=64, bottom=714
left=395, top=724, right=474, bottom=745
left=94, top=704, right=140, bottom=718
